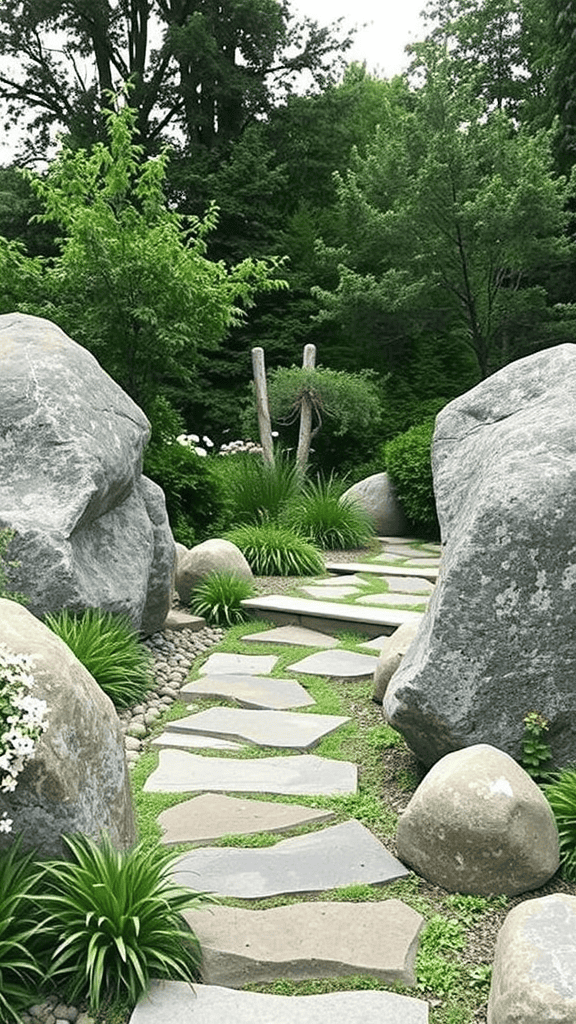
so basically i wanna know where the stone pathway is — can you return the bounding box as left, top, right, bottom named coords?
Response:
left=129, top=537, right=441, bottom=1024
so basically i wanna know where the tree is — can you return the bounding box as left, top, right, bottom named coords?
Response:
left=20, top=99, right=286, bottom=412
left=314, top=52, right=575, bottom=380
left=0, top=0, right=353, bottom=161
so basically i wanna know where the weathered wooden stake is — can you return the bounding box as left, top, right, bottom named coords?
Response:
left=251, top=346, right=274, bottom=465
left=296, top=343, right=316, bottom=473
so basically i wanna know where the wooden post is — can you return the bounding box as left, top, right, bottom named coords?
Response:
left=296, top=343, right=316, bottom=474
left=251, top=347, right=274, bottom=465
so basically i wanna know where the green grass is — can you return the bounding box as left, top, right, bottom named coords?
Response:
left=225, top=522, right=325, bottom=576
left=189, top=570, right=255, bottom=626
left=282, top=475, right=375, bottom=551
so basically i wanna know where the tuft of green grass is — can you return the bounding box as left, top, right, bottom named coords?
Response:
left=0, top=839, right=45, bottom=1023
left=44, top=608, right=153, bottom=708
left=225, top=522, right=324, bottom=576
left=190, top=570, right=255, bottom=626
left=283, top=475, right=375, bottom=551
left=212, top=449, right=301, bottom=527
left=543, top=767, right=576, bottom=879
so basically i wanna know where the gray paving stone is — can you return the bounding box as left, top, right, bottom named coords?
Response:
left=151, top=733, right=244, bottom=752
left=358, top=635, right=393, bottom=651
left=180, top=674, right=315, bottom=710
left=131, top=981, right=429, bottom=1024
left=158, top=793, right=336, bottom=846
left=184, top=899, right=424, bottom=986
left=165, top=707, right=350, bottom=750
left=163, top=609, right=206, bottom=631
left=172, top=820, right=409, bottom=898
left=242, top=595, right=424, bottom=638
left=381, top=544, right=439, bottom=560
left=378, top=536, right=422, bottom=544
left=199, top=653, right=278, bottom=676
left=356, top=592, right=430, bottom=608
left=382, top=576, right=435, bottom=595
left=287, top=648, right=379, bottom=680
left=242, top=625, right=340, bottom=648
left=308, top=574, right=369, bottom=587
left=375, top=555, right=440, bottom=568
left=144, top=750, right=357, bottom=795
left=326, top=561, right=440, bottom=581
left=301, top=585, right=361, bottom=599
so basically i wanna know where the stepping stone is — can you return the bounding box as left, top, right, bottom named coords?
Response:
left=242, top=625, right=339, bottom=648
left=356, top=592, right=430, bottom=608
left=302, top=585, right=360, bottom=599
left=375, top=555, right=440, bottom=568
left=184, top=899, right=424, bottom=986
left=287, top=648, right=379, bottom=680
left=358, top=635, right=394, bottom=652
left=308, top=574, right=369, bottom=587
left=165, top=707, right=350, bottom=750
left=158, top=793, right=336, bottom=846
left=241, top=595, right=424, bottom=638
left=144, top=750, right=357, bottom=795
left=172, top=820, right=409, bottom=898
left=382, top=575, right=435, bottom=595
left=151, top=733, right=244, bottom=752
left=326, top=561, right=440, bottom=581
left=199, top=653, right=277, bottom=676
left=180, top=674, right=315, bottom=710
left=162, top=608, right=206, bottom=631
left=381, top=544, right=439, bottom=560
left=378, top=536, right=422, bottom=544
left=131, top=981, right=429, bottom=1024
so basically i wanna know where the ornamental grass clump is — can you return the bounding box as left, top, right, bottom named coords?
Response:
left=284, top=474, right=375, bottom=550
left=190, top=571, right=255, bottom=626
left=0, top=839, right=45, bottom=1022
left=37, top=833, right=214, bottom=1012
left=44, top=608, right=153, bottom=709
left=225, top=522, right=324, bottom=576
left=543, top=768, right=576, bottom=880
left=211, top=449, right=301, bottom=528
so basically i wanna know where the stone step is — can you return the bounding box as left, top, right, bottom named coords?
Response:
left=326, top=561, right=439, bottom=582
left=172, top=820, right=409, bottom=899
left=241, top=595, right=424, bottom=639
left=164, top=707, right=351, bottom=751
left=158, top=793, right=336, bottom=846
left=131, top=982, right=429, bottom=1024
left=183, top=899, right=424, bottom=987
left=180, top=674, right=316, bottom=710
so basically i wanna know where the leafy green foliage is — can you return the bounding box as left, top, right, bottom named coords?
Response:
left=521, top=711, right=552, bottom=780
left=190, top=571, right=255, bottom=626
left=416, top=915, right=465, bottom=995
left=44, top=609, right=153, bottom=709
left=385, top=419, right=439, bottom=537
left=283, top=474, right=375, bottom=550
left=209, top=450, right=301, bottom=530
left=543, top=768, right=576, bottom=880
left=225, top=522, right=324, bottom=576
left=144, top=443, right=221, bottom=550
left=37, top=833, right=212, bottom=1012
left=0, top=839, right=44, bottom=1022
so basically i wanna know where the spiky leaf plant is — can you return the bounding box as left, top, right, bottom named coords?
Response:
left=190, top=570, right=255, bottom=625
left=44, top=608, right=153, bottom=708
left=225, top=522, right=324, bottom=576
left=284, top=474, right=375, bottom=550
left=0, top=838, right=45, bottom=1023
left=37, top=833, right=215, bottom=1012
left=543, top=767, right=576, bottom=880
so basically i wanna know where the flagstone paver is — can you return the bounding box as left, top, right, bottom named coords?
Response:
left=382, top=576, right=435, bottom=595
left=302, top=585, right=361, bottom=599
left=287, top=648, right=379, bottom=680
left=180, top=674, right=315, bottom=710
left=375, top=555, right=440, bottom=568
left=158, top=793, right=336, bottom=846
left=358, top=635, right=397, bottom=651
left=151, top=733, right=244, bottom=752
left=242, top=594, right=424, bottom=637
left=130, top=981, right=429, bottom=1024
left=172, top=820, right=409, bottom=898
left=380, top=544, right=440, bottom=560
left=183, top=899, right=424, bottom=986
left=309, top=574, right=370, bottom=587
left=326, top=561, right=440, bottom=581
left=165, top=707, right=350, bottom=750
left=144, top=750, right=357, bottom=795
left=242, top=624, right=340, bottom=647
left=199, top=653, right=278, bottom=676
left=356, top=592, right=430, bottom=608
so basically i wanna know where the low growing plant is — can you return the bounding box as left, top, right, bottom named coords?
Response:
left=543, top=767, right=576, bottom=880
left=37, top=833, right=214, bottom=1012
left=225, top=522, right=324, bottom=576
left=44, top=609, right=153, bottom=709
left=0, top=838, right=45, bottom=1022
left=283, top=475, right=375, bottom=551
left=0, top=528, right=27, bottom=604
left=521, top=711, right=552, bottom=780
left=190, top=571, right=255, bottom=626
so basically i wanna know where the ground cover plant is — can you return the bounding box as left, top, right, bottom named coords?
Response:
left=44, top=608, right=153, bottom=709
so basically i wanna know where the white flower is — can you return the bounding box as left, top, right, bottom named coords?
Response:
left=202, top=435, right=214, bottom=448
left=194, top=447, right=207, bottom=457
left=0, top=813, right=13, bottom=834
left=1, top=775, right=17, bottom=793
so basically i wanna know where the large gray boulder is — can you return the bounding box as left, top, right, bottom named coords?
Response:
left=0, top=313, right=174, bottom=634
left=341, top=473, right=409, bottom=536
left=176, top=539, right=254, bottom=605
left=0, top=599, right=136, bottom=857
left=488, top=894, right=576, bottom=1023
left=396, top=745, right=559, bottom=896
left=384, top=345, right=576, bottom=768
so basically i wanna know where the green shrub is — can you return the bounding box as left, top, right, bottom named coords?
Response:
left=0, top=839, right=44, bottom=1023
left=37, top=833, right=212, bottom=1012
left=144, top=438, right=221, bottom=547
left=208, top=450, right=301, bottom=530
left=44, top=609, right=153, bottom=709
left=225, top=522, right=324, bottom=576
left=543, top=768, right=576, bottom=880
left=190, top=571, right=255, bottom=626
left=284, top=475, right=375, bottom=550
left=384, top=418, right=439, bottom=537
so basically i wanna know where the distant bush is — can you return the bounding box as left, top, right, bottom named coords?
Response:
left=384, top=418, right=439, bottom=537
left=284, top=475, right=375, bottom=551
left=225, top=522, right=324, bottom=576
left=144, top=439, right=221, bottom=546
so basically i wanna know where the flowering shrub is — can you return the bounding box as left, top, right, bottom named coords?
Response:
left=176, top=430, right=274, bottom=457
left=0, top=645, right=48, bottom=834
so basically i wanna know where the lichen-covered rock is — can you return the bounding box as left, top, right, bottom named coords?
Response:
left=0, top=599, right=136, bottom=857
left=396, top=744, right=559, bottom=896
left=0, top=313, right=174, bottom=633
left=175, top=539, right=254, bottom=605
left=341, top=473, right=408, bottom=536
left=372, top=622, right=420, bottom=703
left=384, top=344, right=576, bottom=768
left=488, top=894, right=576, bottom=1023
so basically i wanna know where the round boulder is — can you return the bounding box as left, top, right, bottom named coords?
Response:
left=341, top=473, right=408, bottom=536
left=396, top=744, right=559, bottom=896
left=373, top=621, right=420, bottom=703
left=175, top=539, right=254, bottom=604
